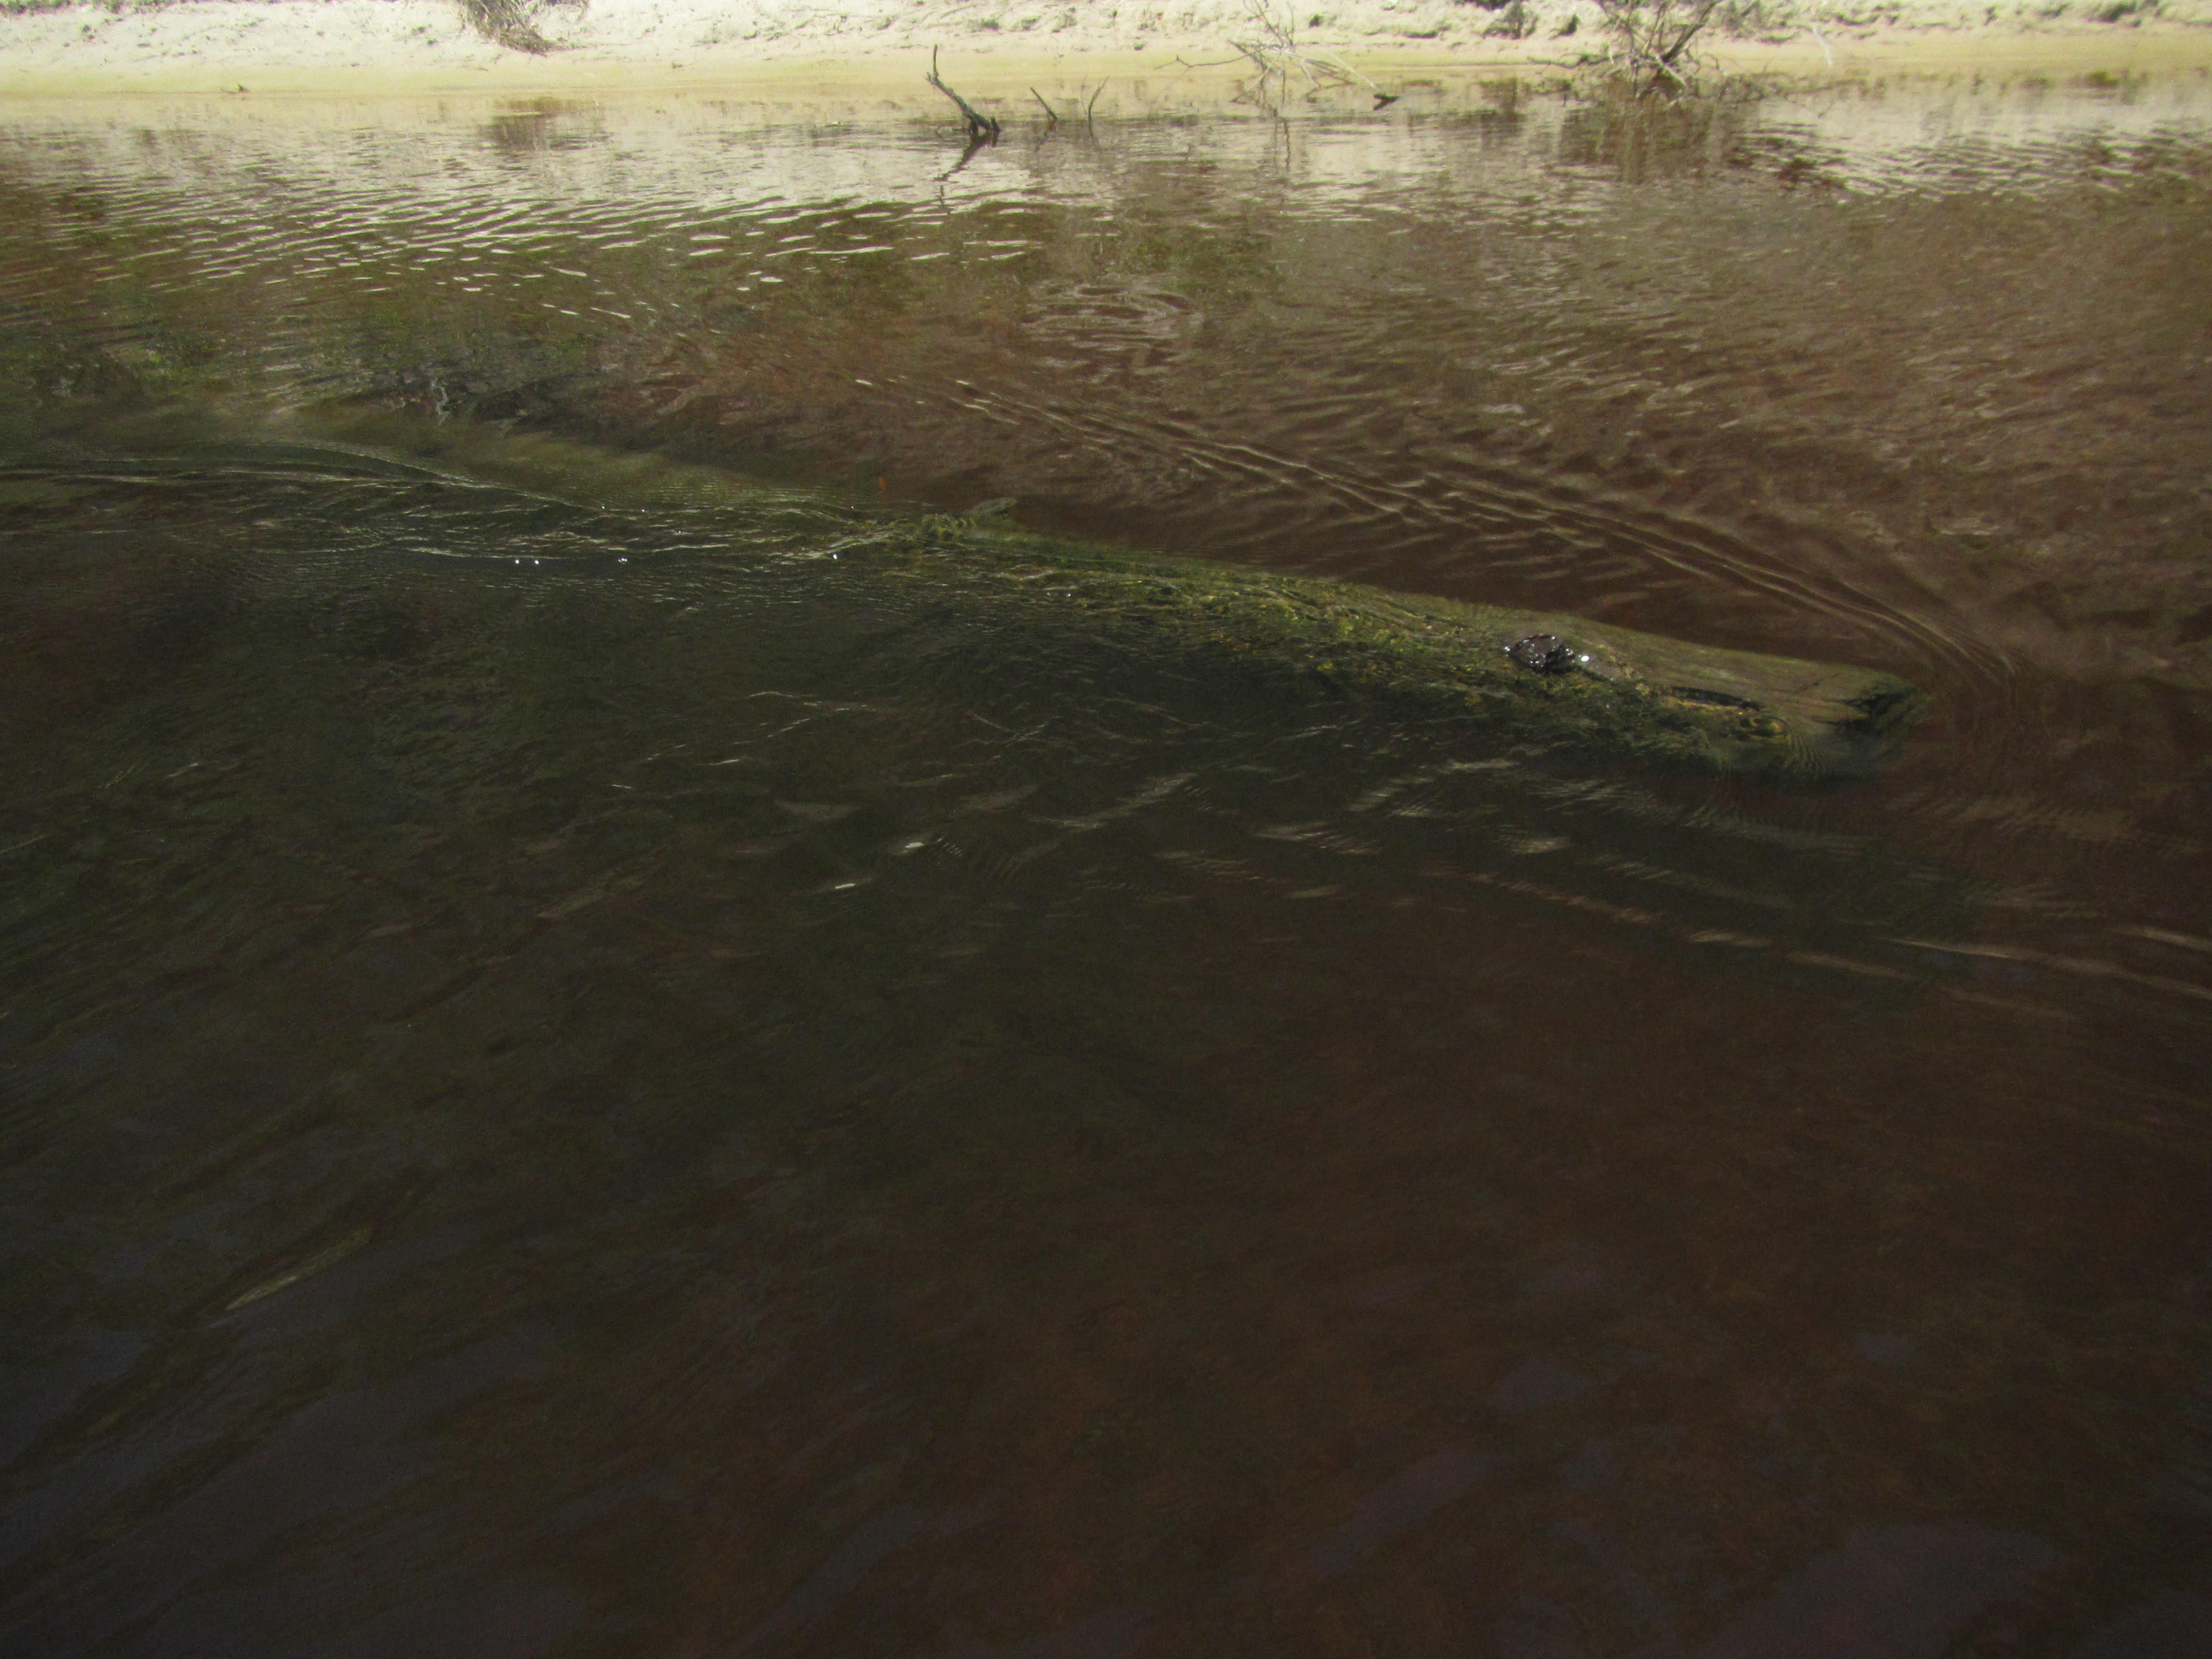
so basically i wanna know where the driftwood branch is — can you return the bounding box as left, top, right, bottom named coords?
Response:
left=1030, top=87, right=1059, bottom=124
left=928, top=47, right=1002, bottom=144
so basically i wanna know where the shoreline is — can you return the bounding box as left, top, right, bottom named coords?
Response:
left=3, top=0, right=2210, bottom=103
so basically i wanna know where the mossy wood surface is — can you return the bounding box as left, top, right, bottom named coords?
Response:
left=844, top=514, right=1926, bottom=786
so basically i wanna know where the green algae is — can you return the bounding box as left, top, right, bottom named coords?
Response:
left=843, top=514, right=1927, bottom=786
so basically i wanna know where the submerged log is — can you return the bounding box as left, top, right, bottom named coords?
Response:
left=270, top=407, right=1928, bottom=787
left=838, top=512, right=1926, bottom=786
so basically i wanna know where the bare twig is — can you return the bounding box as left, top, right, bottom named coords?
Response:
left=928, top=46, right=1003, bottom=144
left=1226, top=0, right=1389, bottom=107
left=1589, top=0, right=1725, bottom=93
left=1030, top=87, right=1060, bottom=124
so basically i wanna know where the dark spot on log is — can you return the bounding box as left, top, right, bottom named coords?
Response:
left=1506, top=634, right=1577, bottom=674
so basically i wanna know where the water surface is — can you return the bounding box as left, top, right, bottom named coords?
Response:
left=3, top=72, right=2211, bottom=1658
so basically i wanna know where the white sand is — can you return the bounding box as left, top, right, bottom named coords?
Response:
left=2, top=0, right=2209, bottom=102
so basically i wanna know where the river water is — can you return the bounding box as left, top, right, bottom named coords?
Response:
left=2, top=68, right=2210, bottom=1658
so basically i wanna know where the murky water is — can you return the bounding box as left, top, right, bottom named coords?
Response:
left=4, top=70, right=2212, bottom=1658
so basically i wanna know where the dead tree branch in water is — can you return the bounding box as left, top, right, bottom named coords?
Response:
left=1591, top=0, right=1724, bottom=93
left=458, top=0, right=555, bottom=54
left=928, top=48, right=1003, bottom=144
left=1030, top=87, right=1060, bottom=125
left=1228, top=1, right=1394, bottom=109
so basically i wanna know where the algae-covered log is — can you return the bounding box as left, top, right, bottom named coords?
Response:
left=836, top=513, right=1926, bottom=786
left=170, top=405, right=1930, bottom=787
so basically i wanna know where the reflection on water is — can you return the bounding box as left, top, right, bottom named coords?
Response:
left=3, top=73, right=2212, bottom=1658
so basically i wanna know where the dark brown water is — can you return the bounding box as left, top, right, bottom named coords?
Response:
left=3, top=72, right=2211, bottom=1658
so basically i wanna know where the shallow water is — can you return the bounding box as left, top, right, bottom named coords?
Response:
left=3, top=72, right=2211, bottom=1658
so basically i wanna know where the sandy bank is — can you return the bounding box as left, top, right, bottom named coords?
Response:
left=2, top=0, right=2210, bottom=102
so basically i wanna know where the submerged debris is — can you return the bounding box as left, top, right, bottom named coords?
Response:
left=267, top=406, right=1927, bottom=787
left=840, top=504, right=1927, bottom=786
